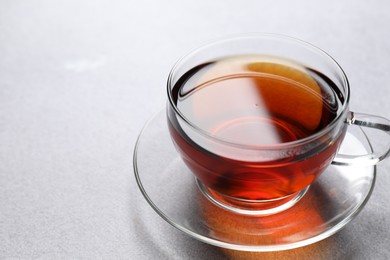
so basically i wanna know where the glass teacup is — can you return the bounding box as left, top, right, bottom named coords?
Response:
left=166, top=34, right=390, bottom=215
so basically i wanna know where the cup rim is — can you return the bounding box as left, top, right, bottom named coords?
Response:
left=167, top=33, right=350, bottom=150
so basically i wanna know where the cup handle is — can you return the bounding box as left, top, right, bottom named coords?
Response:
left=332, top=111, right=390, bottom=166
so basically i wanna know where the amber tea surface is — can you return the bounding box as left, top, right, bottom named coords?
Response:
left=168, top=55, right=345, bottom=200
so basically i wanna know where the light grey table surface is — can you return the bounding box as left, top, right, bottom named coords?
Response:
left=1, top=0, right=390, bottom=259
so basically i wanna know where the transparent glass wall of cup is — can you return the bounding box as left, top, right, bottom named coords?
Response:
left=166, top=34, right=390, bottom=215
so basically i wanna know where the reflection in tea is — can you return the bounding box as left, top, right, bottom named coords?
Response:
left=168, top=55, right=346, bottom=200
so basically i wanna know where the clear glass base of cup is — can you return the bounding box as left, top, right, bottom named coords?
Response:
left=196, top=178, right=309, bottom=216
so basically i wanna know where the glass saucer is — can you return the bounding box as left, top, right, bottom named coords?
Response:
left=133, top=109, right=376, bottom=252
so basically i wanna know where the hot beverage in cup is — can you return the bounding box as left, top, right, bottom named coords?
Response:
left=166, top=34, right=390, bottom=215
